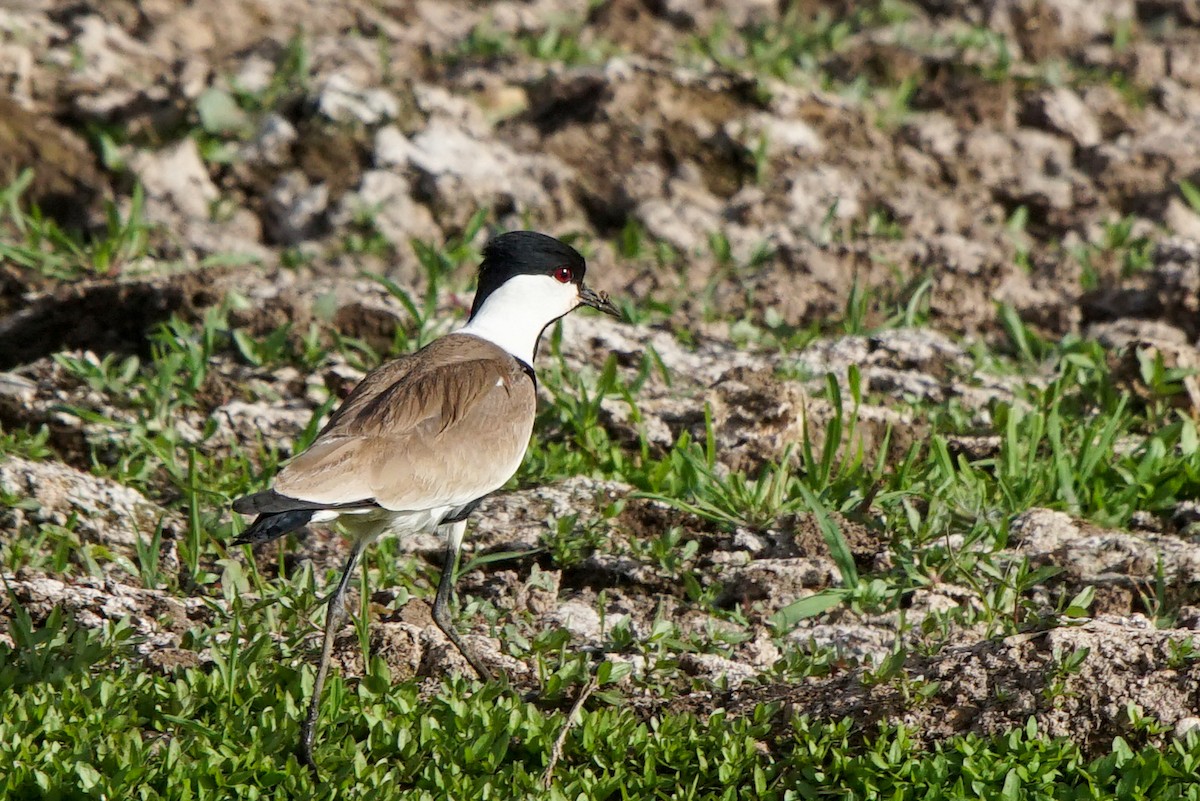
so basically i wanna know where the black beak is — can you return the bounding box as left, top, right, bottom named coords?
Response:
left=579, top=285, right=621, bottom=318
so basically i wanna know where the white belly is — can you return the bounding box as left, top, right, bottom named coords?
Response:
left=314, top=505, right=456, bottom=544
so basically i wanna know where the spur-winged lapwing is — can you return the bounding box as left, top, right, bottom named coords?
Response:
left=232, top=230, right=619, bottom=772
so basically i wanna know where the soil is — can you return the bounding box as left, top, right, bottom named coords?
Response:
left=3, top=0, right=1200, bottom=751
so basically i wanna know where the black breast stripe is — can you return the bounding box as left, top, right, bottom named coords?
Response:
left=515, top=358, right=536, bottom=388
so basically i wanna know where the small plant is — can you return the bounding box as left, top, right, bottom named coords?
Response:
left=0, top=425, right=53, bottom=461
left=232, top=31, right=312, bottom=112
left=628, top=526, right=699, bottom=577
left=541, top=514, right=607, bottom=568
left=519, top=24, right=614, bottom=65
left=841, top=279, right=872, bottom=335
left=0, top=170, right=154, bottom=280
left=1179, top=179, right=1200, bottom=215
left=952, top=25, right=1014, bottom=81
left=133, top=520, right=168, bottom=590
left=1043, top=646, right=1089, bottom=705
left=451, top=16, right=616, bottom=66
left=688, top=7, right=854, bottom=78
left=1074, top=214, right=1154, bottom=288
left=1166, top=636, right=1200, bottom=668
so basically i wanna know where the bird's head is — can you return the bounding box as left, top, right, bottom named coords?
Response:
left=469, top=231, right=620, bottom=325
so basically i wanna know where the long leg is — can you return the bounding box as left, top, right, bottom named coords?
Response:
left=298, top=537, right=367, bottom=775
left=432, top=519, right=492, bottom=681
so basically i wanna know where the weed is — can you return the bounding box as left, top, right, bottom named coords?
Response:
left=452, top=16, right=616, bottom=66
left=0, top=170, right=154, bottom=280
left=1043, top=645, right=1089, bottom=705
left=542, top=514, right=609, bottom=569
left=8, top=608, right=1200, bottom=799
left=1181, top=179, right=1200, bottom=215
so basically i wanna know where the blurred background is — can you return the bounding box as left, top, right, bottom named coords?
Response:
left=3, top=0, right=1198, bottom=358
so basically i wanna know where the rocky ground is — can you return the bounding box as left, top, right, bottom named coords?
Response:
left=3, top=0, right=1200, bottom=758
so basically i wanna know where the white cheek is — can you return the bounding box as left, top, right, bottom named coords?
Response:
left=527, top=274, right=579, bottom=315
left=458, top=272, right=583, bottom=364
left=489, top=273, right=579, bottom=318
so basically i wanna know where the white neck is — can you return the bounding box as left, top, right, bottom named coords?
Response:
left=457, top=273, right=580, bottom=365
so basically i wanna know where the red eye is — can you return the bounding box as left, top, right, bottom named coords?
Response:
left=554, top=266, right=573, bottom=283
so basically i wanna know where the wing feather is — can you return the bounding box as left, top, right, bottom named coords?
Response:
left=271, top=336, right=534, bottom=511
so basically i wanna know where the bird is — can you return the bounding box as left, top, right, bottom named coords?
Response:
left=230, top=230, right=620, bottom=773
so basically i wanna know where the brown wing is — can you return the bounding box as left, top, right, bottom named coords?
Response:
left=314, top=353, right=421, bottom=436
left=273, top=336, right=535, bottom=511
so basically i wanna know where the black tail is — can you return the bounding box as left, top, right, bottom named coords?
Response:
left=233, top=509, right=315, bottom=546
left=230, top=489, right=379, bottom=547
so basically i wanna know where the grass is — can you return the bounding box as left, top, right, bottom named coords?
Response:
left=4, top=224, right=1200, bottom=796
left=685, top=2, right=916, bottom=81
left=450, top=11, right=617, bottom=67
left=0, top=169, right=154, bottom=280
left=3, top=3, right=1200, bottom=793
left=4, top=611, right=1200, bottom=798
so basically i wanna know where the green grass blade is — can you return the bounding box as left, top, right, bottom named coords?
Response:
left=798, top=483, right=858, bottom=589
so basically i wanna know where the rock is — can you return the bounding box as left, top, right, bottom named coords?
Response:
left=1164, top=196, right=1200, bottom=241
left=1173, top=501, right=1200, bottom=537
left=635, top=163, right=729, bottom=252
left=788, top=621, right=897, bottom=665
left=315, top=73, right=400, bottom=125
left=0, top=570, right=209, bottom=654
left=212, top=399, right=313, bottom=453
left=514, top=566, right=562, bottom=617
left=577, top=553, right=665, bottom=588
left=727, top=112, right=823, bottom=158
left=961, top=128, right=1020, bottom=191
left=56, top=14, right=155, bottom=87
left=1165, top=39, right=1200, bottom=89
left=787, top=164, right=864, bottom=225
left=411, top=1, right=487, bottom=56
left=0, top=456, right=179, bottom=558
left=1090, top=318, right=1200, bottom=414
left=600, top=394, right=695, bottom=453
left=661, top=0, right=779, bottom=29
left=240, top=113, right=297, bottom=166
left=265, top=170, right=329, bottom=245
left=659, top=616, right=1200, bottom=751
left=706, top=371, right=811, bottom=469
left=129, top=138, right=219, bottom=222
left=0, top=371, right=36, bottom=404
left=902, top=113, right=962, bottom=164
left=231, top=53, right=275, bottom=95
left=1022, top=86, right=1102, bottom=148
left=679, top=652, right=758, bottom=689
left=144, top=648, right=204, bottom=673
left=558, top=314, right=770, bottom=386
left=1010, top=508, right=1200, bottom=590
left=403, top=118, right=577, bottom=228
left=1175, top=716, right=1200, bottom=739
left=796, top=329, right=973, bottom=383
left=547, top=598, right=620, bottom=644
left=985, top=0, right=1134, bottom=56
left=331, top=170, right=442, bottom=247
left=0, top=40, right=34, bottom=105
left=412, top=83, right=492, bottom=136
left=719, top=558, right=842, bottom=613
left=1006, top=128, right=1076, bottom=210
left=1009, top=509, right=1083, bottom=555
left=924, top=232, right=993, bottom=276
left=418, top=628, right=527, bottom=679
left=471, top=476, right=631, bottom=553
left=369, top=621, right=424, bottom=680
left=373, top=125, right=413, bottom=167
